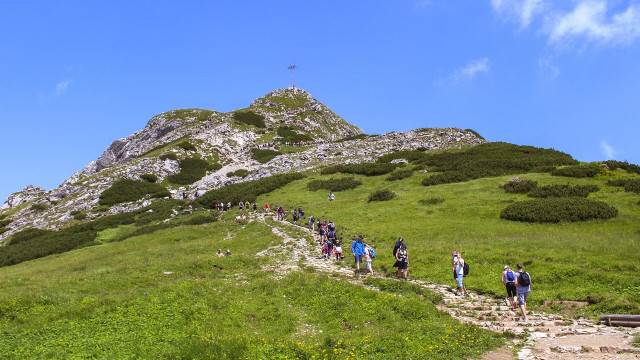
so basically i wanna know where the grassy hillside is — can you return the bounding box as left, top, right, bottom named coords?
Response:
left=259, top=168, right=640, bottom=316
left=0, top=220, right=503, bottom=359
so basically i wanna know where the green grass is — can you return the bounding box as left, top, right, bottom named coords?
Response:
left=0, top=220, right=504, bottom=359
left=259, top=169, right=640, bottom=316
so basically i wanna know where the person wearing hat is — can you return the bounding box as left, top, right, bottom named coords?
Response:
left=502, top=265, right=517, bottom=310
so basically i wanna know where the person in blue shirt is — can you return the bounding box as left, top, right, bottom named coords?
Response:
left=351, top=235, right=366, bottom=275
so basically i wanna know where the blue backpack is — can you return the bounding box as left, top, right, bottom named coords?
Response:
left=368, top=248, right=376, bottom=258
left=506, top=270, right=515, bottom=283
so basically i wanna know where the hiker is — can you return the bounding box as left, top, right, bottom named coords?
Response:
left=454, top=253, right=467, bottom=296
left=335, top=240, right=343, bottom=261
left=326, top=228, right=337, bottom=261
left=238, top=201, right=243, bottom=210
left=227, top=202, right=232, bottom=211
left=328, top=192, right=335, bottom=201
left=225, top=249, right=231, bottom=257
left=298, top=206, right=304, bottom=219
left=277, top=206, right=284, bottom=221
left=393, top=237, right=405, bottom=259
left=395, top=243, right=408, bottom=279
left=351, top=236, right=366, bottom=275
left=451, top=251, right=459, bottom=280
left=217, top=249, right=224, bottom=257
left=292, top=209, right=298, bottom=224
left=245, top=201, right=251, bottom=210
left=241, top=213, right=246, bottom=221
left=364, top=245, right=375, bottom=275
left=264, top=203, right=270, bottom=213
left=502, top=265, right=518, bottom=310
left=515, top=263, right=531, bottom=322
left=253, top=203, right=257, bottom=212
left=308, top=215, right=315, bottom=231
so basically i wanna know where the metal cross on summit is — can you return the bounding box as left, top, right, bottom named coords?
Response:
left=288, top=63, right=298, bottom=88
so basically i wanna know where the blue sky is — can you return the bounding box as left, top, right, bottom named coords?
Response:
left=2, top=1, right=639, bottom=202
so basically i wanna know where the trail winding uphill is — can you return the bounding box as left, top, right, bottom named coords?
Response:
left=251, top=213, right=640, bottom=360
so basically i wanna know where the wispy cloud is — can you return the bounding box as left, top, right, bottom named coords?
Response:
left=538, top=56, right=560, bottom=80
left=600, top=139, right=616, bottom=159
left=491, top=0, right=546, bottom=28
left=491, top=0, right=640, bottom=46
left=455, top=58, right=491, bottom=82
left=415, top=0, right=432, bottom=8
left=548, top=1, right=640, bottom=45
left=56, top=79, right=73, bottom=95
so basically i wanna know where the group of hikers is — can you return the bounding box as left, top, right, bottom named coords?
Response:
left=222, top=197, right=532, bottom=323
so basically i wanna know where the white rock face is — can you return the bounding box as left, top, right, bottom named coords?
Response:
left=1, top=185, right=47, bottom=210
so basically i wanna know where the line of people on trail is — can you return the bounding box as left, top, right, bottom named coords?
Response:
left=213, top=201, right=259, bottom=212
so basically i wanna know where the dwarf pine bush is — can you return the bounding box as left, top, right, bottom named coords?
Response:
left=251, top=149, right=282, bottom=164
left=167, top=158, right=210, bottom=185
left=501, top=179, right=538, bottom=194
left=386, top=169, right=414, bottom=181
left=140, top=174, right=158, bottom=183
left=500, top=198, right=617, bottom=223
left=552, top=164, right=602, bottom=178
left=198, top=173, right=305, bottom=207
left=233, top=111, right=266, bottom=128
left=159, top=153, right=178, bottom=161
left=527, top=184, right=599, bottom=198
left=99, top=179, right=169, bottom=206
left=321, top=163, right=399, bottom=176
left=307, top=177, right=362, bottom=191
left=368, top=189, right=396, bottom=202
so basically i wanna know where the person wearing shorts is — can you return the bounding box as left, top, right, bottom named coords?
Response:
left=351, top=236, right=365, bottom=275
left=396, top=243, right=409, bottom=279
left=502, top=265, right=517, bottom=310
left=454, top=253, right=467, bottom=296
left=515, top=263, right=531, bottom=322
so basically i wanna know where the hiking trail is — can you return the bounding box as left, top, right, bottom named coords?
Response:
left=251, top=213, right=640, bottom=360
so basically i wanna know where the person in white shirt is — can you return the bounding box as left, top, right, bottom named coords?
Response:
left=454, top=253, right=467, bottom=296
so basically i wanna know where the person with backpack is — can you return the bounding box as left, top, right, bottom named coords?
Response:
left=326, top=228, right=337, bottom=260
left=515, top=263, right=531, bottom=322
left=292, top=209, right=298, bottom=224
left=395, top=243, right=409, bottom=279
left=351, top=236, right=366, bottom=275
left=364, top=245, right=375, bottom=275
left=308, top=215, right=315, bottom=231
left=454, top=253, right=467, bottom=296
left=502, top=265, right=517, bottom=310
left=277, top=205, right=284, bottom=221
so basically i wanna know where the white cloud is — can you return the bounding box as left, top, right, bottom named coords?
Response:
left=600, top=140, right=616, bottom=159
left=491, top=0, right=546, bottom=28
left=455, top=58, right=491, bottom=82
left=548, top=1, right=640, bottom=45
left=415, top=0, right=432, bottom=8
left=538, top=56, right=560, bottom=80
left=56, top=79, right=72, bottom=95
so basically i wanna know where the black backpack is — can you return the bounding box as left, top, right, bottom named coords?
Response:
left=519, top=271, right=531, bottom=286
left=463, top=262, right=470, bottom=277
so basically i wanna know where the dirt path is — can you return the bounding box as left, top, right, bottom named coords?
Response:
left=253, top=214, right=640, bottom=360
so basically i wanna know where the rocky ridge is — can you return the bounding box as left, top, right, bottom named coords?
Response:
left=0, top=88, right=485, bottom=242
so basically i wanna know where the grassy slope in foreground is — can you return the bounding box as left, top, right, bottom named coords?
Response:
left=0, top=218, right=503, bottom=359
left=259, top=170, right=640, bottom=316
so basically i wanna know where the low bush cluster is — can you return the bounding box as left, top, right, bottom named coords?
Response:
left=134, top=199, right=186, bottom=226
left=368, top=189, right=396, bottom=202
left=167, top=158, right=210, bottom=185
left=140, top=174, right=158, bottom=183
left=528, top=184, right=600, bottom=198
left=73, top=212, right=87, bottom=220
left=377, top=150, right=427, bottom=164
left=0, top=219, right=11, bottom=228
left=603, top=160, right=640, bottom=175
left=99, top=179, right=169, bottom=206
left=177, top=140, right=197, bottom=151
left=501, top=179, right=538, bottom=194
left=334, top=134, right=371, bottom=143
left=417, top=142, right=577, bottom=186
left=307, top=177, right=362, bottom=192
left=419, top=198, right=445, bottom=205
left=552, top=164, right=602, bottom=178
left=159, top=153, right=178, bottom=161
left=276, top=126, right=313, bottom=143
left=232, top=111, right=266, bottom=128
left=30, top=203, right=49, bottom=212
left=321, top=163, right=400, bottom=177
left=251, top=148, right=282, bottom=164
left=500, top=198, right=617, bottom=223
left=198, top=173, right=305, bottom=207
left=226, top=169, right=250, bottom=178
left=386, top=169, right=415, bottom=181
left=624, top=179, right=640, bottom=193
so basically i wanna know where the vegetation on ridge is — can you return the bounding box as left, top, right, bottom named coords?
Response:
left=99, top=179, right=169, bottom=206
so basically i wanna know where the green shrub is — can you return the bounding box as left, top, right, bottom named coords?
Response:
left=500, top=198, right=617, bottom=223
left=607, top=179, right=630, bottom=187
left=99, top=179, right=169, bottom=206
left=419, top=198, right=445, bottom=205
left=528, top=184, right=600, bottom=198
left=334, top=134, right=371, bottom=143
left=177, top=140, right=196, bottom=151
left=140, top=174, right=158, bottom=183
left=386, top=169, right=414, bottom=181
left=0, top=219, right=11, bottom=228
left=417, top=142, right=577, bottom=186
left=368, top=189, right=396, bottom=202
left=227, top=169, right=250, bottom=178
left=532, top=165, right=557, bottom=173
left=603, top=160, right=640, bottom=175
left=134, top=199, right=186, bottom=226
left=30, top=203, right=49, bottom=212
left=307, top=177, right=362, bottom=192
left=276, top=126, right=313, bottom=143
left=73, top=212, right=87, bottom=221
left=167, top=158, right=210, bottom=185
left=624, top=179, right=640, bottom=193
left=416, top=147, right=427, bottom=152
left=183, top=211, right=219, bottom=225
left=464, top=128, right=485, bottom=140
left=377, top=150, right=428, bottom=164
left=198, top=173, right=305, bottom=208
left=501, top=179, right=538, bottom=194
left=208, top=162, right=222, bottom=171
left=552, top=164, right=602, bottom=178
left=233, top=111, right=266, bottom=128
left=0, top=213, right=7, bottom=221
left=251, top=149, right=282, bottom=164
left=321, top=163, right=399, bottom=177
left=159, top=153, right=178, bottom=161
